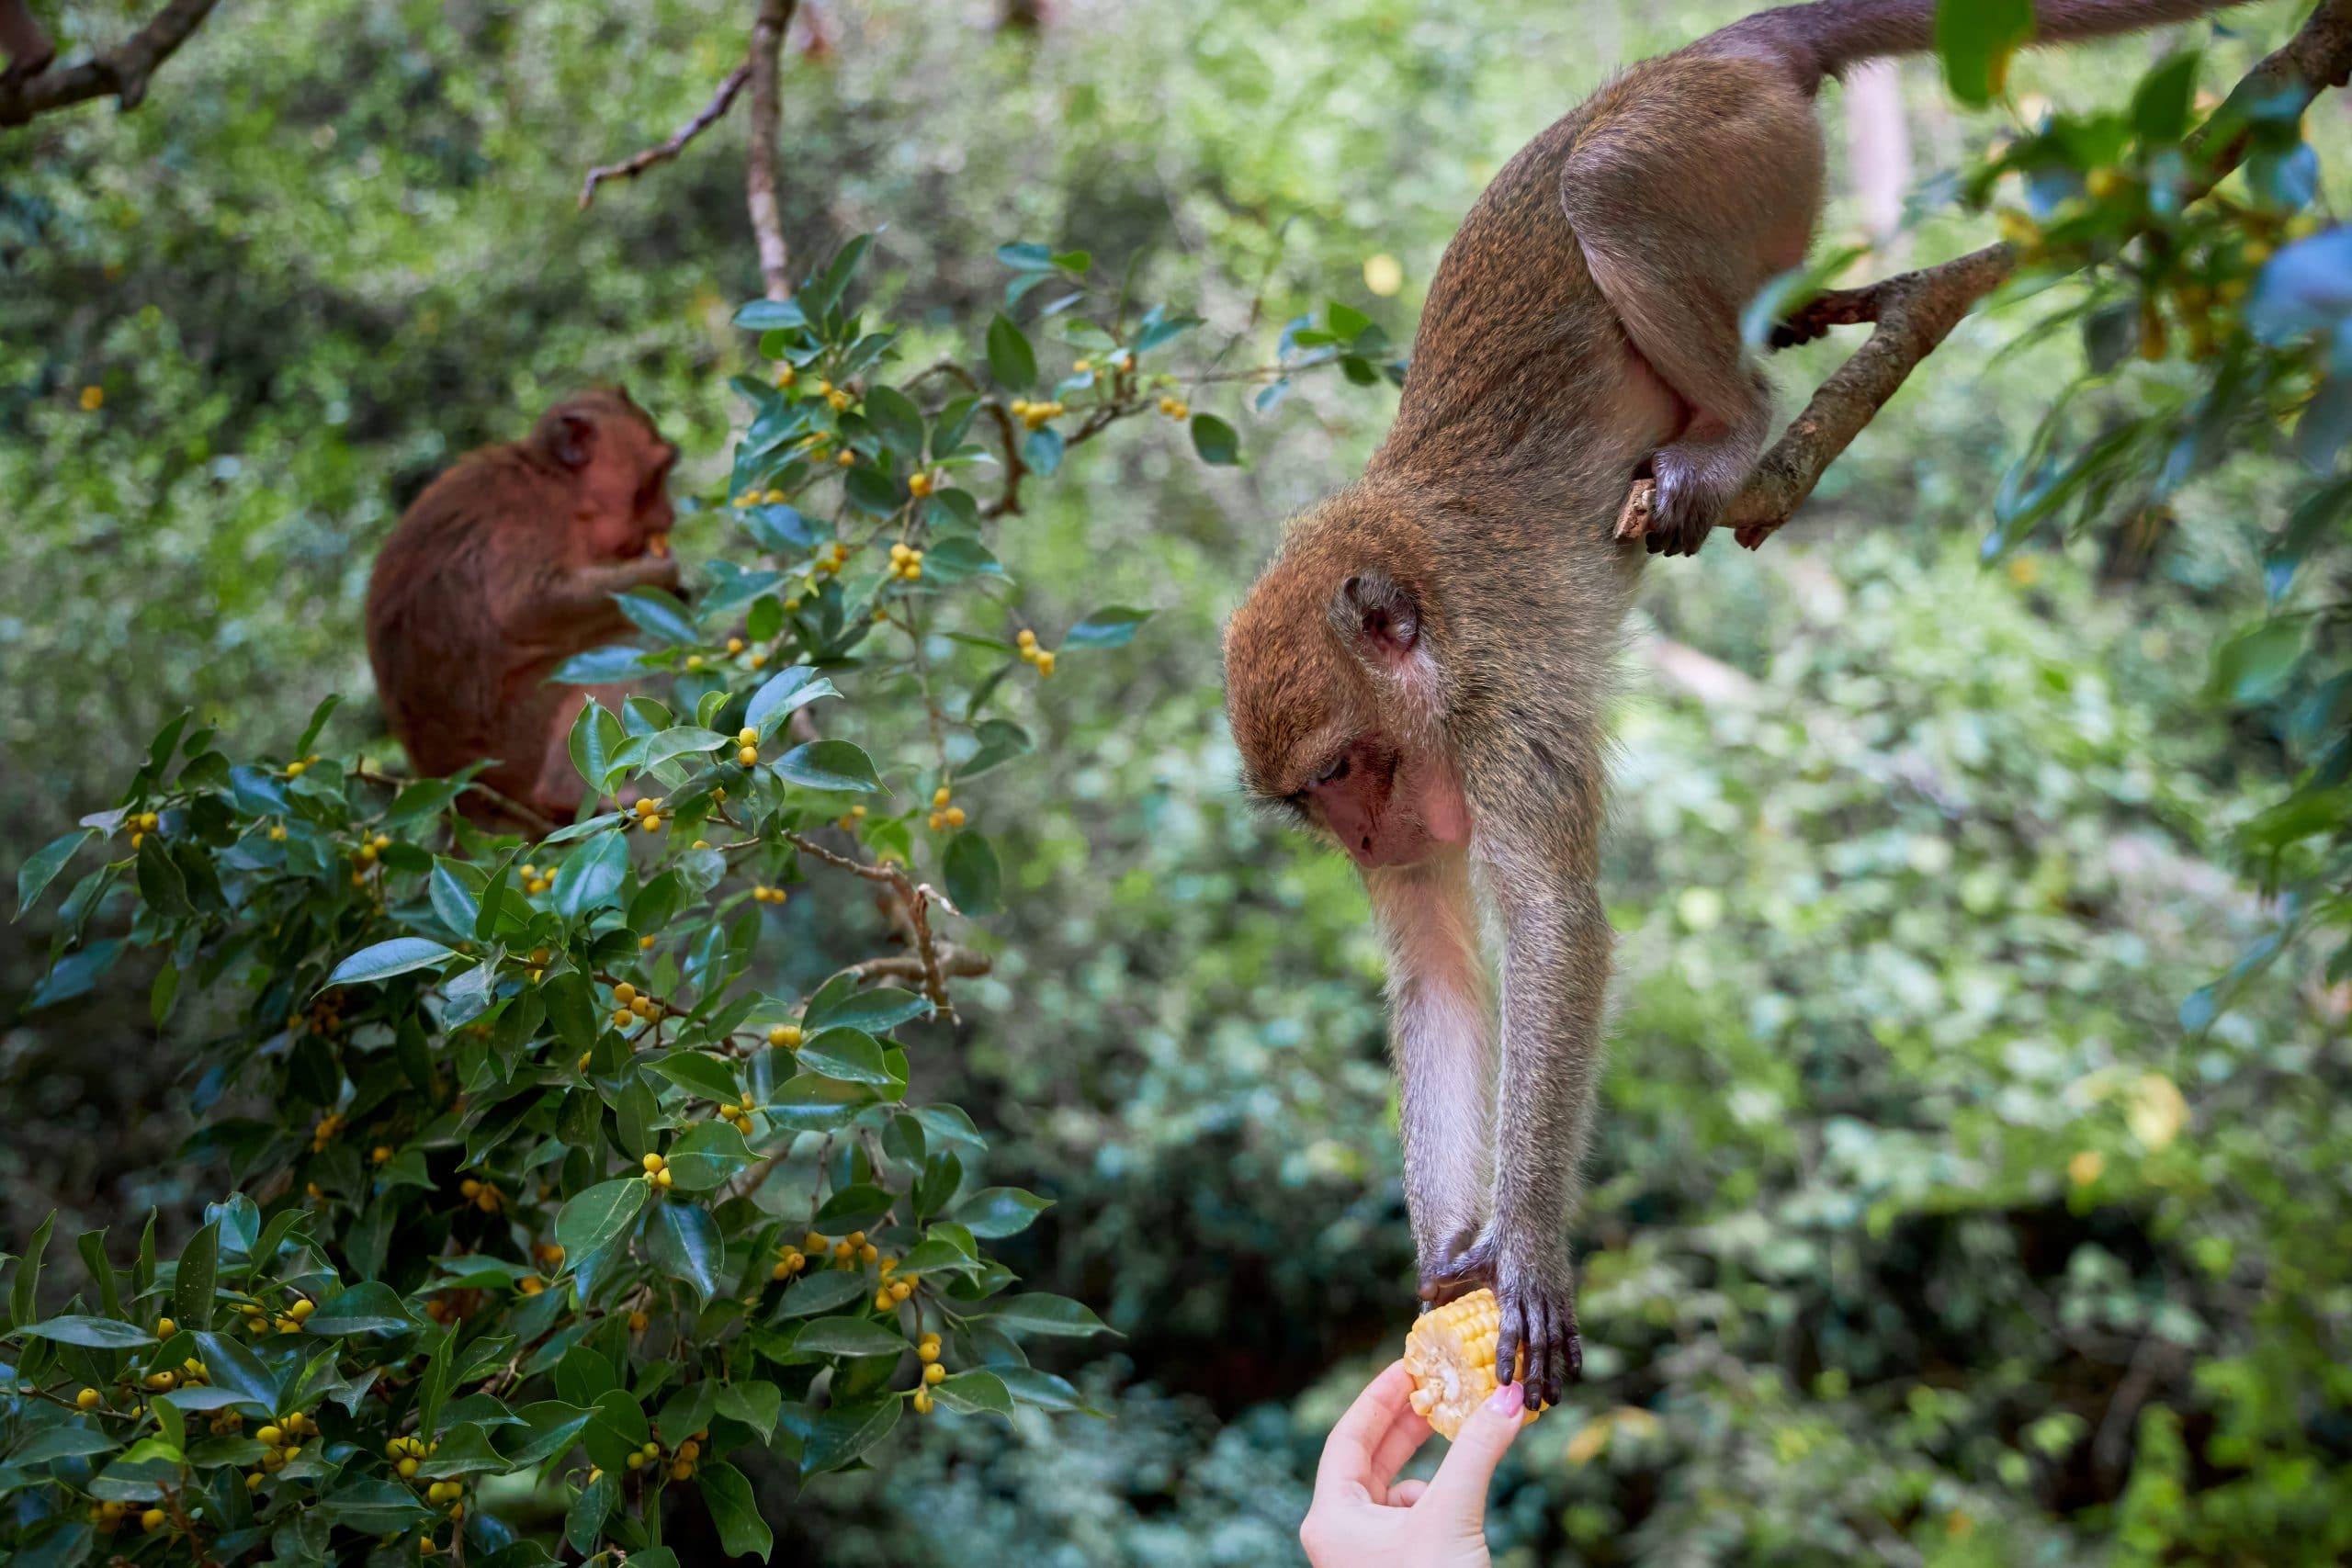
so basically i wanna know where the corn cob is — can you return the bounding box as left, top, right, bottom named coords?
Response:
left=1403, top=1289, right=1542, bottom=1439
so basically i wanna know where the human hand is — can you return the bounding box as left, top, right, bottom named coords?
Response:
left=1299, top=1360, right=1526, bottom=1568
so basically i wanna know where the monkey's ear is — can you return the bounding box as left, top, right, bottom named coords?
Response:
left=1332, top=570, right=1421, bottom=663
left=546, top=412, right=598, bottom=471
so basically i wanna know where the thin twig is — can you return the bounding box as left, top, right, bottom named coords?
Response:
left=783, top=831, right=964, bottom=1013
left=745, top=0, right=799, bottom=300
left=0, top=0, right=219, bottom=128
left=579, top=64, right=751, bottom=210
left=1623, top=0, right=2352, bottom=551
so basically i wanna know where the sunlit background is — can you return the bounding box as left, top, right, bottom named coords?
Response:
left=6, top=0, right=2348, bottom=1561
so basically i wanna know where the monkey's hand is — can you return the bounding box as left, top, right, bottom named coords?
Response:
left=1421, top=1232, right=1580, bottom=1410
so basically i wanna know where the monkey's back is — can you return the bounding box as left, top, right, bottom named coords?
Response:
left=365, top=448, right=559, bottom=785
left=1375, top=97, right=1625, bottom=483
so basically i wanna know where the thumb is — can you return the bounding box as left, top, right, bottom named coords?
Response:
left=1421, top=1379, right=1525, bottom=1521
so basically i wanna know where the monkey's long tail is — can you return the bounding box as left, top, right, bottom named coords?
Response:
left=1732, top=0, right=2244, bottom=91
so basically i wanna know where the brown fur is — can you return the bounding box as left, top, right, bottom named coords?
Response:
left=366, top=389, right=681, bottom=827
left=1227, top=0, right=2241, bottom=1408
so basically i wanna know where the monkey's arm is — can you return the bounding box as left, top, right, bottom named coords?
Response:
left=1446, top=729, right=1611, bottom=1410
left=1365, top=849, right=1495, bottom=1287
left=506, top=555, right=684, bottom=642
left=0, top=1, right=53, bottom=81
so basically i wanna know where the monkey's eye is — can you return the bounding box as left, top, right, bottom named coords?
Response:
left=1310, top=754, right=1351, bottom=787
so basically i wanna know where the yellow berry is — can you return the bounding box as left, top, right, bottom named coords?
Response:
left=908, top=471, right=933, bottom=497
left=944, top=806, right=966, bottom=828
left=642, top=1152, right=666, bottom=1174
left=739, top=744, right=760, bottom=765
left=913, top=1388, right=933, bottom=1415
left=288, top=1299, right=314, bottom=1321
left=1016, top=628, right=1036, bottom=648
left=923, top=1360, right=946, bottom=1384
left=398, top=1455, right=420, bottom=1478
left=1035, top=650, right=1056, bottom=677
left=917, top=1340, right=940, bottom=1362
left=613, top=982, right=638, bottom=1003
left=141, top=1507, right=166, bottom=1532
left=76, top=1387, right=101, bottom=1409
left=655, top=1168, right=674, bottom=1189
left=889, top=1279, right=913, bottom=1302
left=631, top=995, right=656, bottom=1018
left=286, top=761, right=306, bottom=777
left=628, top=1309, right=650, bottom=1332
left=269, top=825, right=288, bottom=841
left=155, top=1317, right=175, bottom=1337
left=1073, top=358, right=1092, bottom=373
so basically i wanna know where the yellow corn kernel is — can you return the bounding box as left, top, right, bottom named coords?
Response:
left=1400, top=1289, right=1543, bottom=1440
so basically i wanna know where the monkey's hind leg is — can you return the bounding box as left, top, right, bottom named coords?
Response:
left=1558, top=54, right=1826, bottom=556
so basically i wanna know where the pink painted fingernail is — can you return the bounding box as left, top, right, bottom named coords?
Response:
left=1484, top=1381, right=1523, bottom=1416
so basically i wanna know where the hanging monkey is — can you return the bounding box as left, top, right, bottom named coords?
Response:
left=1224, top=0, right=2241, bottom=1408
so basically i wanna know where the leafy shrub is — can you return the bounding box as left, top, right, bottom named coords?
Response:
left=0, top=237, right=1379, bottom=1565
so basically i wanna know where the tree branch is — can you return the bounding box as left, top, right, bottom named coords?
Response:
left=0, top=0, right=220, bottom=128
left=579, top=64, right=751, bottom=210
left=745, top=0, right=798, bottom=300
left=1618, top=0, right=2352, bottom=553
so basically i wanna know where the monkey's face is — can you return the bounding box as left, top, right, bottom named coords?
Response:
left=577, top=415, right=678, bottom=560
left=1226, top=537, right=1467, bottom=872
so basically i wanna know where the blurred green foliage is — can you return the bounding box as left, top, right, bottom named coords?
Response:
left=5, top=0, right=2350, bottom=1562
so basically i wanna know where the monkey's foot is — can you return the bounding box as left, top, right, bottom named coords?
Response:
left=1769, top=284, right=1885, bottom=350
left=1639, top=446, right=1734, bottom=558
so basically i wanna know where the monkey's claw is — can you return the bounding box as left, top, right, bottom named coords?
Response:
left=1642, top=450, right=1722, bottom=558
left=1493, top=1268, right=1582, bottom=1412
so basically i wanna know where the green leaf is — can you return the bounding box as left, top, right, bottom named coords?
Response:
left=995, top=1365, right=1095, bottom=1414
left=552, top=830, right=629, bottom=919
left=987, top=313, right=1038, bottom=389
left=303, top=1281, right=414, bottom=1337
left=699, top=1461, right=775, bottom=1562
left=797, top=1027, right=895, bottom=1086
left=664, top=1120, right=755, bottom=1190
left=11, top=1421, right=124, bottom=1463
left=2132, top=50, right=2203, bottom=143
left=647, top=1203, right=725, bottom=1303
left=865, top=385, right=926, bottom=462
left=735, top=297, right=808, bottom=331
left=1189, top=412, right=1239, bottom=466
left=1050, top=248, right=1091, bottom=275
left=1935, top=0, right=2031, bottom=107
left=15, top=1315, right=154, bottom=1348
left=315, top=1476, right=432, bottom=1533
left=944, top=831, right=1003, bottom=917
left=794, top=1315, right=906, bottom=1357
left=643, top=1051, right=741, bottom=1105
left=806, top=987, right=932, bottom=1034
left=801, top=1394, right=899, bottom=1476
left=555, top=1179, right=650, bottom=1262
left=294, top=694, right=342, bottom=759
left=979, top=1292, right=1114, bottom=1337
left=570, top=698, right=626, bottom=789
left=612, top=586, right=699, bottom=646
left=15, top=830, right=92, bottom=920
left=2213, top=619, right=2306, bottom=706
left=954, top=1186, right=1052, bottom=1238
left=11, top=1209, right=52, bottom=1329
left=774, top=1270, right=873, bottom=1319
left=1065, top=606, right=1150, bottom=649
left=716, top=1381, right=783, bottom=1440
left=173, top=1221, right=219, bottom=1333
left=328, top=938, right=452, bottom=987
left=813, top=1183, right=894, bottom=1231
left=772, top=739, right=884, bottom=794
left=931, top=1369, right=1016, bottom=1417
left=501, top=1401, right=597, bottom=1465
left=995, top=243, right=1054, bottom=272
left=744, top=666, right=841, bottom=736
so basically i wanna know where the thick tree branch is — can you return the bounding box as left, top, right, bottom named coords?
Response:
left=579, top=64, right=751, bottom=210
left=0, top=0, right=220, bottom=128
left=1620, top=0, right=2352, bottom=553
left=745, top=0, right=798, bottom=300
